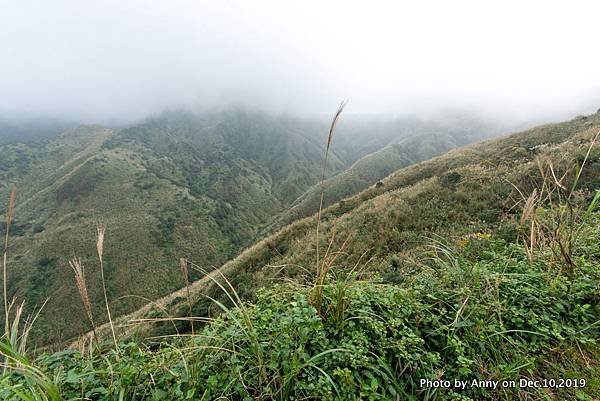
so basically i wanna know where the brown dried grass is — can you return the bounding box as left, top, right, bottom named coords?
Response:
left=69, top=258, right=98, bottom=343
left=97, top=223, right=119, bottom=356
left=313, top=101, right=347, bottom=314
left=179, top=258, right=194, bottom=335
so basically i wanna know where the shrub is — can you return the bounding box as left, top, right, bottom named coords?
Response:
left=3, top=224, right=598, bottom=400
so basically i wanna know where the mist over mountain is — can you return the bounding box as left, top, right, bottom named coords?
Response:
left=1, top=1, right=600, bottom=399
left=0, top=116, right=74, bottom=143
left=2, top=1, right=600, bottom=124
left=13, top=108, right=595, bottom=401
left=0, top=106, right=515, bottom=345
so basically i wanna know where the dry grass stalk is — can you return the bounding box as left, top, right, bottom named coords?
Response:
left=571, top=130, right=599, bottom=196
left=96, top=223, right=104, bottom=261
left=96, top=223, right=119, bottom=357
left=179, top=258, right=189, bottom=288
left=315, top=101, right=347, bottom=278
left=549, top=162, right=567, bottom=191
left=519, top=188, right=537, bottom=225
left=320, top=231, right=353, bottom=281
left=179, top=258, right=194, bottom=335
left=3, top=187, right=16, bottom=333
left=69, top=258, right=98, bottom=343
left=514, top=130, right=599, bottom=272
left=312, top=101, right=348, bottom=314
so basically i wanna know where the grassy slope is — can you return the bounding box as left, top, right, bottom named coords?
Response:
left=92, top=111, right=600, bottom=343
left=279, top=132, right=477, bottom=226
left=1, top=111, right=598, bottom=401
left=0, top=110, right=499, bottom=347
left=274, top=112, right=505, bottom=227
left=17, top=217, right=599, bottom=400
left=0, top=111, right=347, bottom=345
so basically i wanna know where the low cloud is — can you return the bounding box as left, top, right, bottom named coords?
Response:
left=1, top=0, right=599, bottom=123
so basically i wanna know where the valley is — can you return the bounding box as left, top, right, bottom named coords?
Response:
left=0, top=108, right=505, bottom=346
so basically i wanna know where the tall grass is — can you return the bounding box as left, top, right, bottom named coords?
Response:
left=69, top=258, right=98, bottom=344
left=312, top=101, right=346, bottom=314
left=1, top=332, right=61, bottom=401
left=1, top=348, right=60, bottom=399
left=96, top=223, right=119, bottom=357
left=187, top=262, right=270, bottom=387
left=513, top=130, right=599, bottom=275
left=0, top=190, right=61, bottom=400
left=185, top=261, right=351, bottom=399
left=2, top=187, right=16, bottom=375
left=315, top=101, right=346, bottom=274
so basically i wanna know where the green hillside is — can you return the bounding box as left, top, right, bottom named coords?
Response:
left=9, top=110, right=593, bottom=400
left=0, top=109, right=499, bottom=346
left=0, top=110, right=343, bottom=345
left=99, top=111, right=600, bottom=343
left=274, top=112, right=506, bottom=226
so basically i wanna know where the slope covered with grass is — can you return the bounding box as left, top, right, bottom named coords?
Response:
left=273, top=111, right=507, bottom=227
left=2, top=110, right=591, bottom=400
left=2, top=210, right=599, bottom=400
left=0, top=109, right=500, bottom=347
left=98, top=110, right=600, bottom=344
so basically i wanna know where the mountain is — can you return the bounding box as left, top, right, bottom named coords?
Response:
left=2, top=110, right=599, bottom=400
left=0, top=110, right=341, bottom=345
left=276, top=112, right=506, bottom=226
left=93, top=110, right=600, bottom=343
left=0, top=108, right=503, bottom=346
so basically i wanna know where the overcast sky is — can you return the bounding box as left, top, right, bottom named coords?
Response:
left=1, top=0, right=599, bottom=123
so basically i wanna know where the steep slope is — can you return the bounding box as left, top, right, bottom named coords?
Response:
left=1, top=109, right=502, bottom=346
left=274, top=111, right=507, bottom=225
left=97, top=110, right=600, bottom=344
left=3, top=110, right=599, bottom=401
left=0, top=111, right=344, bottom=345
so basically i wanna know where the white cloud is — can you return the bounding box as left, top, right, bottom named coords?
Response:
left=1, top=0, right=599, bottom=121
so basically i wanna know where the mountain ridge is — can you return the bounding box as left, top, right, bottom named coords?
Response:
left=71, top=109, right=600, bottom=348
left=0, top=109, right=518, bottom=346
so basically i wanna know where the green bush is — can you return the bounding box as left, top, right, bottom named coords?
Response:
left=3, top=225, right=598, bottom=400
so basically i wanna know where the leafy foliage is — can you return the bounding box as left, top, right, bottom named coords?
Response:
left=2, top=219, right=599, bottom=400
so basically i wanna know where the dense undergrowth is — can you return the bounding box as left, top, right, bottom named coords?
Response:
left=1, top=212, right=599, bottom=400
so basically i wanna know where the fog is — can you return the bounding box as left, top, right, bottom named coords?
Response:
left=1, top=0, right=600, bottom=124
